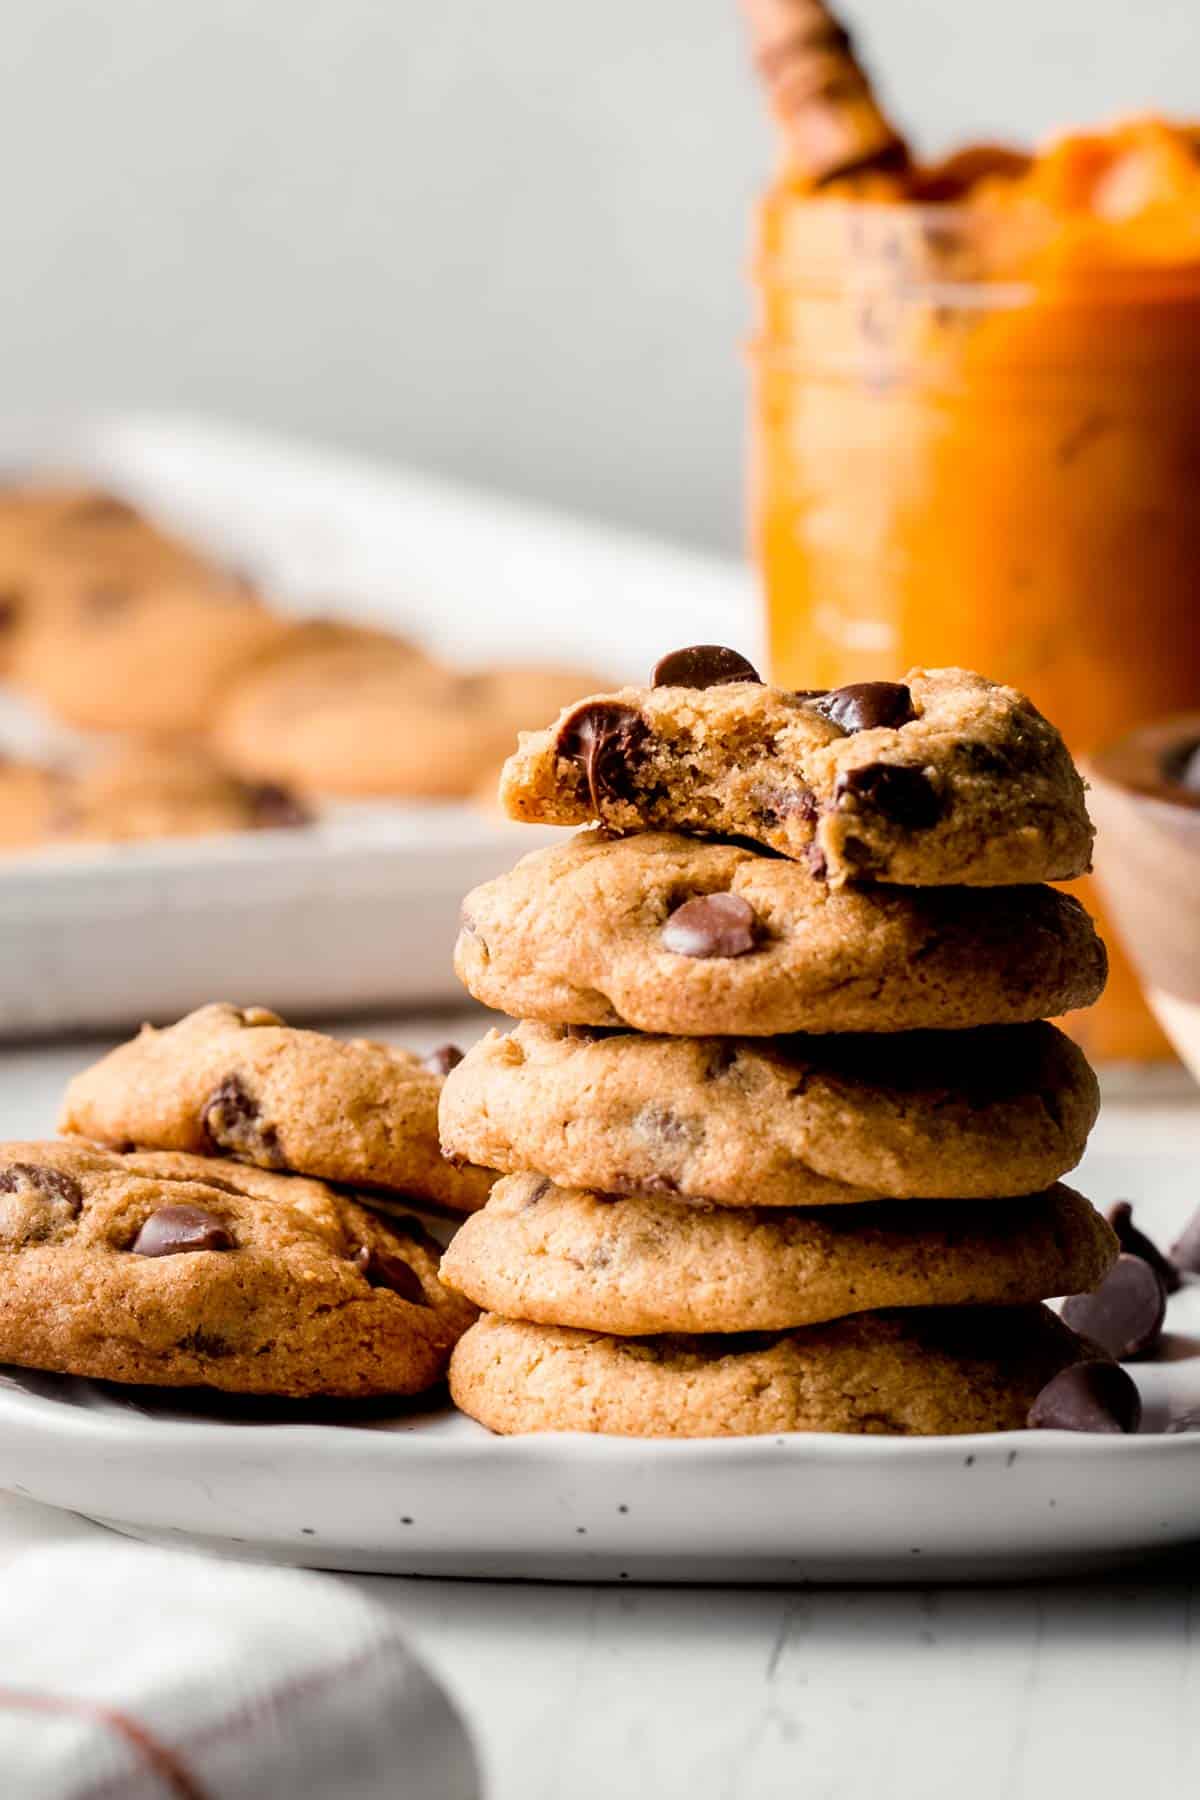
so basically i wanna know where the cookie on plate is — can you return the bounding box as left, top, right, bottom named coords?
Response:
left=449, top=1306, right=1099, bottom=1437
left=10, top=571, right=290, bottom=735
left=61, top=1003, right=495, bottom=1214
left=454, top=831, right=1107, bottom=1036
left=439, top=1174, right=1116, bottom=1335
left=439, top=1020, right=1099, bottom=1205
left=49, top=741, right=311, bottom=844
left=0, top=1141, right=476, bottom=1396
left=214, top=623, right=603, bottom=799
left=500, top=655, right=1094, bottom=887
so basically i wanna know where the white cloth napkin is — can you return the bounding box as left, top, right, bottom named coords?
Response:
left=0, top=1541, right=480, bottom=1800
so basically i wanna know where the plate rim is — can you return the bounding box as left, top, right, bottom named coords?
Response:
left=0, top=1369, right=1196, bottom=1463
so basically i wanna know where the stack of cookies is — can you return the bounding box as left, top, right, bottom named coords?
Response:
left=0, top=1005, right=494, bottom=1400
left=439, top=649, right=1137, bottom=1437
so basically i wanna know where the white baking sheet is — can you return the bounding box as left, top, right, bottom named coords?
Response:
left=0, top=415, right=757, bottom=1037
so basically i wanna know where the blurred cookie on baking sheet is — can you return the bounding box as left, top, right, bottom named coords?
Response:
left=214, top=627, right=603, bottom=800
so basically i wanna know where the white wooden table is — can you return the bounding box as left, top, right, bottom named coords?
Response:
left=2, top=1018, right=1198, bottom=1800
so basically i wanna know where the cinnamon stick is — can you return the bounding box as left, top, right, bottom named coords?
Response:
left=739, top=0, right=910, bottom=188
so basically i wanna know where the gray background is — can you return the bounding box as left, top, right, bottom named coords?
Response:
left=2, top=1, right=1195, bottom=551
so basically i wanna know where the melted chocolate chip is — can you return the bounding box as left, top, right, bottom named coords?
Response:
left=751, top=783, right=818, bottom=828
left=0, top=1163, right=83, bottom=1211
left=1170, top=1204, right=1200, bottom=1275
left=423, top=1044, right=464, bottom=1077
left=1061, top=1254, right=1167, bottom=1361
left=815, top=682, right=916, bottom=734
left=555, top=702, right=650, bottom=813
left=201, top=1076, right=283, bottom=1168
left=661, top=893, right=759, bottom=959
left=651, top=645, right=761, bottom=689
left=1027, top=1361, right=1142, bottom=1434
left=351, top=1244, right=429, bottom=1305
left=1107, top=1201, right=1181, bottom=1295
left=132, top=1205, right=233, bottom=1257
left=835, top=763, right=943, bottom=829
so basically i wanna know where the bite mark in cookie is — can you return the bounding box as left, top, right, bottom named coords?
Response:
left=501, top=661, right=1094, bottom=887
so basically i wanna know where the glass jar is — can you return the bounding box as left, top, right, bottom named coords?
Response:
left=749, top=195, right=1200, bottom=1061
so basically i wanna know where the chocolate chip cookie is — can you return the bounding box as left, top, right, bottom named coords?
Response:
left=500, top=655, right=1094, bottom=887
left=449, top=1306, right=1100, bottom=1436
left=439, top=1020, right=1099, bottom=1205
left=48, top=742, right=310, bottom=844
left=214, top=624, right=602, bottom=799
left=0, top=1141, right=476, bottom=1396
left=61, top=1004, right=495, bottom=1213
left=440, top=1174, right=1116, bottom=1334
left=0, top=483, right=213, bottom=670
left=10, top=571, right=290, bottom=735
left=454, top=831, right=1107, bottom=1035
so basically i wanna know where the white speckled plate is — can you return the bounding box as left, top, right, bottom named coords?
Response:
left=0, top=1104, right=1198, bottom=1585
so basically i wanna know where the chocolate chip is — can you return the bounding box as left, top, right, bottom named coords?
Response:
left=815, top=682, right=916, bottom=734
left=244, top=782, right=312, bottom=829
left=835, top=763, right=943, bottom=829
left=1027, top=1361, right=1142, bottom=1434
left=352, top=1244, right=428, bottom=1305
left=751, top=783, right=817, bottom=827
left=1061, top=1254, right=1167, bottom=1361
left=132, top=1205, right=233, bottom=1256
left=661, top=893, right=759, bottom=958
left=632, top=1104, right=701, bottom=1148
left=423, top=1044, right=464, bottom=1077
left=1170, top=1204, right=1200, bottom=1274
left=1107, top=1201, right=1181, bottom=1295
left=521, top=1176, right=552, bottom=1207
left=650, top=645, right=761, bottom=689
left=555, top=702, right=650, bottom=813
left=0, top=1162, right=84, bottom=1247
left=0, top=1163, right=83, bottom=1210
left=201, top=1076, right=284, bottom=1168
